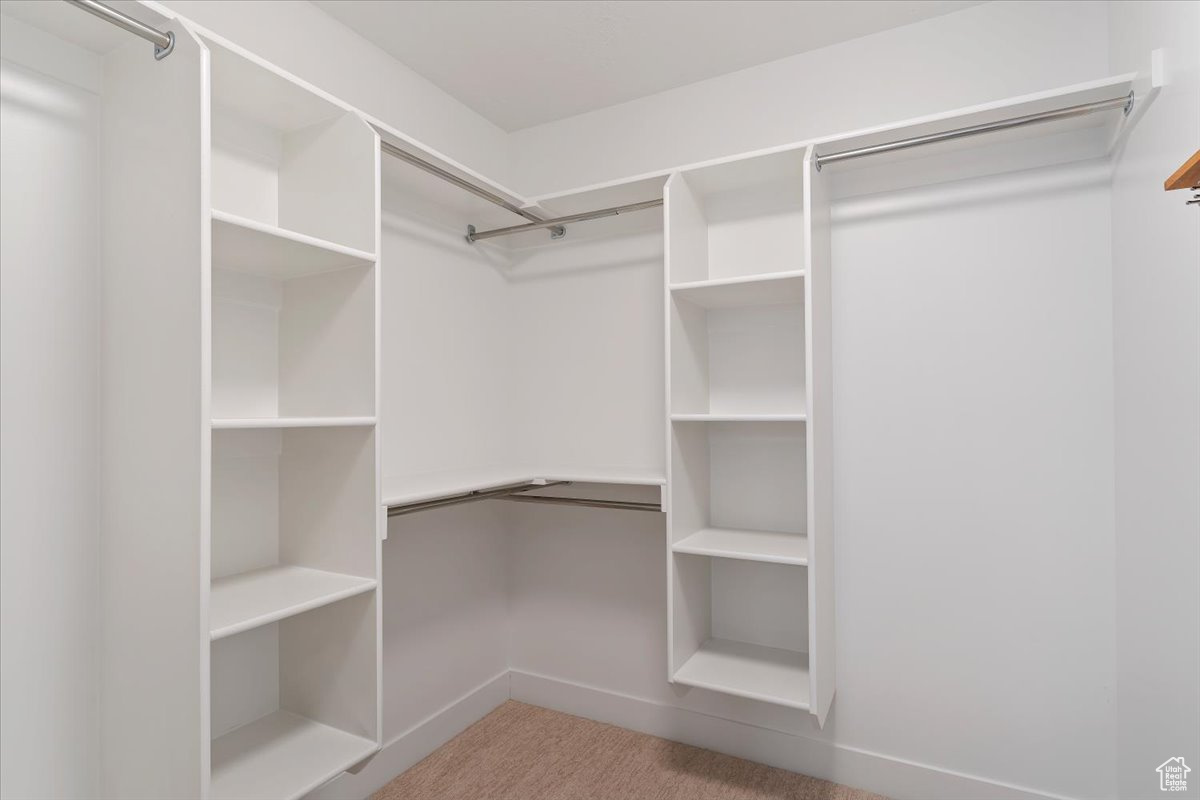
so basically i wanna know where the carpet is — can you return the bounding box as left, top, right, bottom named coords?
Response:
left=371, top=700, right=887, bottom=800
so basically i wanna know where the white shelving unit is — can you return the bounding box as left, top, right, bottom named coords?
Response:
left=665, top=147, right=833, bottom=722
left=205, top=34, right=382, bottom=798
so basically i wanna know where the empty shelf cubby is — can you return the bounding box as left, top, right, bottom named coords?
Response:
left=211, top=263, right=375, bottom=421
left=670, top=552, right=809, bottom=709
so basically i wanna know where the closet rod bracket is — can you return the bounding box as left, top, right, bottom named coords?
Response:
left=154, top=30, right=175, bottom=60
left=63, top=0, right=175, bottom=60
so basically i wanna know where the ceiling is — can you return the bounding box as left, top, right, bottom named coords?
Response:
left=313, top=0, right=983, bottom=132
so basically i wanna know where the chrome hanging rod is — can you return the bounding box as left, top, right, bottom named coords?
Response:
left=466, top=198, right=665, bottom=242
left=499, top=494, right=662, bottom=513
left=63, top=0, right=175, bottom=59
left=380, top=141, right=566, bottom=239
left=814, top=92, right=1133, bottom=170
left=386, top=480, right=569, bottom=517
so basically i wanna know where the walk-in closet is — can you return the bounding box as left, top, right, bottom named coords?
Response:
left=2, top=2, right=1196, bottom=800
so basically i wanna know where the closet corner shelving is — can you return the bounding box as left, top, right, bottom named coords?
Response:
left=203, top=33, right=382, bottom=800
left=664, top=146, right=834, bottom=724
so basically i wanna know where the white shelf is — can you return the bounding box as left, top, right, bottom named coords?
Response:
left=542, top=465, right=667, bottom=486
left=383, top=467, right=541, bottom=508
left=671, top=413, right=806, bottom=423
left=210, top=710, right=377, bottom=800
left=673, top=638, right=810, bottom=710
left=673, top=528, right=808, bottom=566
left=212, top=210, right=375, bottom=279
left=210, top=565, right=376, bottom=640
left=211, top=416, right=376, bottom=429
left=670, top=270, right=805, bottom=309
left=383, top=465, right=666, bottom=507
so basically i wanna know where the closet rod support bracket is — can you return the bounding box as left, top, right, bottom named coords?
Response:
left=550, top=225, right=566, bottom=240
left=63, top=0, right=175, bottom=60
left=154, top=30, right=175, bottom=60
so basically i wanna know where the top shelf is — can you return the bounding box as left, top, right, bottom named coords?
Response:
left=671, top=270, right=805, bottom=309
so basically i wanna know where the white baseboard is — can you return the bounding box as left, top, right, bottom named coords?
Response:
left=508, top=670, right=1075, bottom=800
left=306, top=668, right=1076, bottom=800
left=307, top=671, right=510, bottom=800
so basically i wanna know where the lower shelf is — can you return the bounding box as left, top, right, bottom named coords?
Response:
left=673, top=527, right=808, bottom=565
left=673, top=638, right=810, bottom=710
left=210, top=710, right=377, bottom=800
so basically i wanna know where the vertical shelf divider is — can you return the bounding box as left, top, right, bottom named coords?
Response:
left=803, top=146, right=836, bottom=726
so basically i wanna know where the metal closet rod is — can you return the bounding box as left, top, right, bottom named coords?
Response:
left=815, top=92, right=1133, bottom=169
left=63, top=0, right=175, bottom=59
left=380, top=141, right=548, bottom=226
left=386, top=480, right=662, bottom=516
left=499, top=494, right=662, bottom=513
left=383, top=139, right=663, bottom=243
left=467, top=198, right=665, bottom=242
left=386, top=480, right=562, bottom=517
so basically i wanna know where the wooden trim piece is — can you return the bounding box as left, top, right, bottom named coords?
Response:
left=1164, top=149, right=1200, bottom=190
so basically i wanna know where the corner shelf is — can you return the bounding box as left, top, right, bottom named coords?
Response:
left=210, top=710, right=377, bottom=800
left=211, top=416, right=377, bottom=430
left=672, top=638, right=811, bottom=710
left=382, top=465, right=666, bottom=508
left=672, top=527, right=808, bottom=566
left=670, top=270, right=805, bottom=309
left=209, top=565, right=377, bottom=641
left=212, top=210, right=376, bottom=279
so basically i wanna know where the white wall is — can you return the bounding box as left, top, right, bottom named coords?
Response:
left=1108, top=3, right=1200, bottom=798
left=0, top=18, right=101, bottom=799
left=829, top=162, right=1118, bottom=799
left=510, top=1, right=1111, bottom=196
left=155, top=0, right=512, bottom=186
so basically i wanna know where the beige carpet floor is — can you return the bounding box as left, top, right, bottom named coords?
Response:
left=372, top=701, right=887, bottom=800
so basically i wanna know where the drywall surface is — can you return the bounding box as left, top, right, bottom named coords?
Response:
left=379, top=204, right=513, bottom=478
left=1109, top=3, right=1200, bottom=798
left=504, top=230, right=666, bottom=473
left=510, top=1, right=1111, bottom=196
left=154, top=0, right=512, bottom=186
left=829, top=162, right=1117, bottom=799
left=381, top=503, right=510, bottom=742
left=0, top=21, right=101, bottom=799
left=508, top=160, right=1119, bottom=800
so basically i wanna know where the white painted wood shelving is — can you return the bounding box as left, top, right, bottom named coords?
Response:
left=665, top=147, right=835, bottom=723
left=203, top=34, right=383, bottom=800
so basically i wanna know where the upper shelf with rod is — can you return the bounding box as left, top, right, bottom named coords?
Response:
left=813, top=67, right=1161, bottom=196
left=378, top=129, right=666, bottom=247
